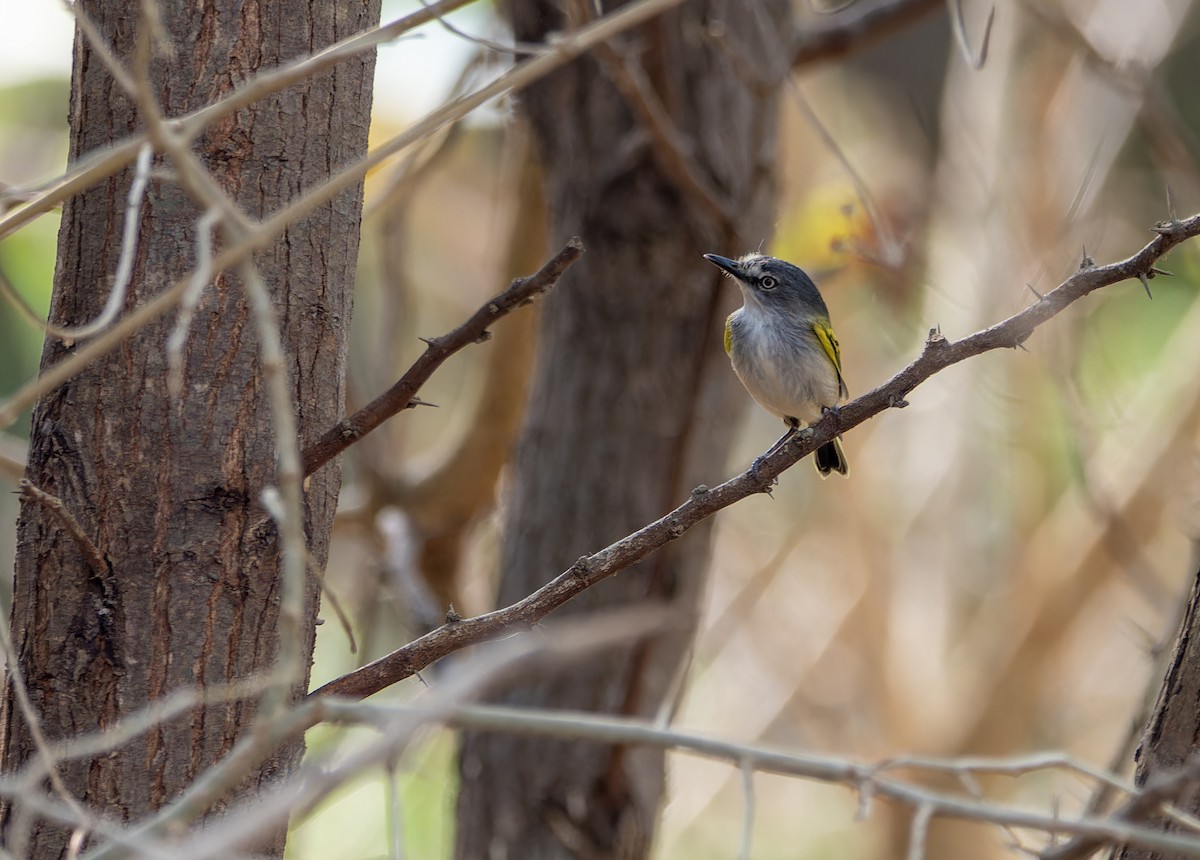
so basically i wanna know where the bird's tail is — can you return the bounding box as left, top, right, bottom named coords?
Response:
left=814, top=437, right=848, bottom=478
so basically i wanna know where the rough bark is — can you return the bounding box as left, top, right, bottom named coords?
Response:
left=1119, top=568, right=1200, bottom=860
left=455, top=2, right=790, bottom=857
left=0, top=0, right=378, bottom=856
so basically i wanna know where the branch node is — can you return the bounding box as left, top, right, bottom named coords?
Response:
left=571, top=556, right=593, bottom=577
left=1078, top=246, right=1095, bottom=270
left=474, top=329, right=493, bottom=344
left=445, top=604, right=462, bottom=624
left=486, top=302, right=500, bottom=315
left=690, top=484, right=710, bottom=499
left=888, top=394, right=909, bottom=409
left=924, top=326, right=947, bottom=348
left=667, top=520, right=686, bottom=538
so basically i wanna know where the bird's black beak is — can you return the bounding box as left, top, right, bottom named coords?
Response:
left=703, top=253, right=741, bottom=280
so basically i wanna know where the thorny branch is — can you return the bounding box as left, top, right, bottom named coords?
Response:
left=301, top=238, right=585, bottom=477
left=311, top=213, right=1200, bottom=702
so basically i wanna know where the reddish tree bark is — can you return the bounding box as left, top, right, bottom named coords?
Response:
left=0, top=0, right=378, bottom=855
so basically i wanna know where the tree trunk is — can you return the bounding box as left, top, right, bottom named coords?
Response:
left=1119, top=568, right=1200, bottom=860
left=0, top=0, right=378, bottom=856
left=455, top=2, right=790, bottom=857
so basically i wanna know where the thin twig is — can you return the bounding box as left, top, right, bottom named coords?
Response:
left=788, top=81, right=904, bottom=268
left=301, top=238, right=585, bottom=477
left=0, top=144, right=152, bottom=343
left=0, top=434, right=28, bottom=481
left=309, top=213, right=1200, bottom=702
left=19, top=481, right=109, bottom=580
left=0, top=0, right=481, bottom=243
left=946, top=0, right=994, bottom=70
left=415, top=0, right=546, bottom=56
left=791, top=0, right=943, bottom=69
left=737, top=758, right=756, bottom=860
left=1042, top=757, right=1200, bottom=859
left=310, top=549, right=358, bottom=655
left=166, top=209, right=222, bottom=398
left=593, top=41, right=734, bottom=224
left=907, top=803, right=934, bottom=860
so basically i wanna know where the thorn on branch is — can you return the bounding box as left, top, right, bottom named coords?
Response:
left=1152, top=219, right=1187, bottom=236
left=299, top=240, right=584, bottom=478
left=445, top=604, right=462, bottom=624
left=1078, top=246, right=1095, bottom=270
left=1138, top=273, right=1154, bottom=300
left=1165, top=183, right=1181, bottom=224
left=924, top=326, right=947, bottom=349
left=1026, top=283, right=1044, bottom=301
left=407, top=397, right=438, bottom=409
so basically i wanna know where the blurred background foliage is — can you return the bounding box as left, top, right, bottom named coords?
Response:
left=3, top=1, right=1200, bottom=857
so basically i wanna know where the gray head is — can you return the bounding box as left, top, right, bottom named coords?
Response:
left=703, top=253, right=830, bottom=319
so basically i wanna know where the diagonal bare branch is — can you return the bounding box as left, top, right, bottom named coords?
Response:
left=301, top=238, right=585, bottom=477
left=310, top=213, right=1200, bottom=702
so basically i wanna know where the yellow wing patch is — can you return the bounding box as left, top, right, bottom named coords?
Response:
left=723, top=313, right=735, bottom=356
left=812, top=321, right=849, bottom=398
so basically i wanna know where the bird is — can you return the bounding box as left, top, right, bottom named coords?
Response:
left=704, top=252, right=849, bottom=478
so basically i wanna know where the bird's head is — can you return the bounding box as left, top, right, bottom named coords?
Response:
left=703, top=253, right=829, bottom=318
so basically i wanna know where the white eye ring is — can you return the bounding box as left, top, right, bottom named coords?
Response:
left=760, top=275, right=777, bottom=290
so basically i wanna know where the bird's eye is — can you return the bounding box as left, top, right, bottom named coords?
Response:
left=760, top=276, right=777, bottom=290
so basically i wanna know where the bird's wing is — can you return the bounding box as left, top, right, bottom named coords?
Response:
left=724, top=312, right=735, bottom=356
left=812, top=320, right=849, bottom=399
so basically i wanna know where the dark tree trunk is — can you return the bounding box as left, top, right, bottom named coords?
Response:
left=0, top=0, right=378, bottom=856
left=1119, top=569, right=1200, bottom=860
left=455, top=2, right=791, bottom=857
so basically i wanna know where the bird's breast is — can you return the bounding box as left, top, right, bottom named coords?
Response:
left=726, top=308, right=842, bottom=425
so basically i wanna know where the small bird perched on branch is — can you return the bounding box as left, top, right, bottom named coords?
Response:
left=704, top=252, right=849, bottom=478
